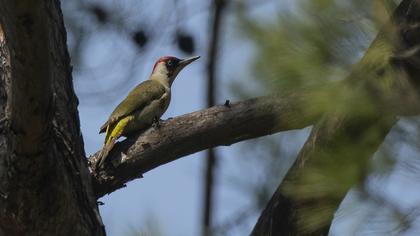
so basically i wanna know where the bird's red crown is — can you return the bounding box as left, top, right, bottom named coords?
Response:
left=152, top=56, right=179, bottom=72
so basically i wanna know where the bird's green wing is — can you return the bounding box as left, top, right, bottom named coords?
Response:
left=99, top=80, right=166, bottom=133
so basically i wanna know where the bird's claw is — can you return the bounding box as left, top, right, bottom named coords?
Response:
left=152, top=117, right=161, bottom=129
left=224, top=99, right=230, bottom=108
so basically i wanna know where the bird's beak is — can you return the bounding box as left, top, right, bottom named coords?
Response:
left=170, top=56, right=200, bottom=83
left=179, top=56, right=200, bottom=68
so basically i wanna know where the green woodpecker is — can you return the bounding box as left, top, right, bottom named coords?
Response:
left=97, top=55, right=200, bottom=168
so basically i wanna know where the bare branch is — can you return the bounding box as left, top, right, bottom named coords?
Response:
left=89, top=71, right=420, bottom=199
left=90, top=92, right=321, bottom=198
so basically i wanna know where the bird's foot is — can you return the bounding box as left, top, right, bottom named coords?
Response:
left=224, top=99, right=231, bottom=108
left=152, top=117, right=161, bottom=129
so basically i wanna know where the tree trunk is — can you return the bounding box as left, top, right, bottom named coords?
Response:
left=0, top=1, right=103, bottom=235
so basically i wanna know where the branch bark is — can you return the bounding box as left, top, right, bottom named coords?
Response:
left=90, top=91, right=322, bottom=198
left=0, top=1, right=103, bottom=235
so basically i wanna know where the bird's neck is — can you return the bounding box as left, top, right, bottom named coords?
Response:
left=150, top=73, right=171, bottom=91
left=150, top=63, right=173, bottom=90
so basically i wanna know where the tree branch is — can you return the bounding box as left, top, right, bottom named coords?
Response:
left=90, top=91, right=321, bottom=198
left=90, top=68, right=420, bottom=199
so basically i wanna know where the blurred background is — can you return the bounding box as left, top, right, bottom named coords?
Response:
left=61, top=0, right=420, bottom=235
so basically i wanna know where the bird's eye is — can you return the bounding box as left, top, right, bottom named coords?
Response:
left=166, top=59, right=177, bottom=68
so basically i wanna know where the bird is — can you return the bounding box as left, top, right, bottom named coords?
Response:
left=96, top=55, right=200, bottom=169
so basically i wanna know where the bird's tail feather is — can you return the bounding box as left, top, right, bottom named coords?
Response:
left=96, top=138, right=117, bottom=169
left=96, top=119, right=128, bottom=169
left=104, top=124, right=114, bottom=145
left=104, top=118, right=129, bottom=144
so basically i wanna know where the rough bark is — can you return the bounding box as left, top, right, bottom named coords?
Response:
left=252, top=0, right=420, bottom=235
left=0, top=1, right=103, bottom=235
left=90, top=92, right=323, bottom=198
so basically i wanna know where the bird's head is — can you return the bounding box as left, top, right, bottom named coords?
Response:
left=150, top=55, right=200, bottom=87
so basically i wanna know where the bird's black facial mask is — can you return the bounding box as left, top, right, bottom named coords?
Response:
left=166, top=56, right=200, bottom=85
left=165, top=58, right=180, bottom=74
